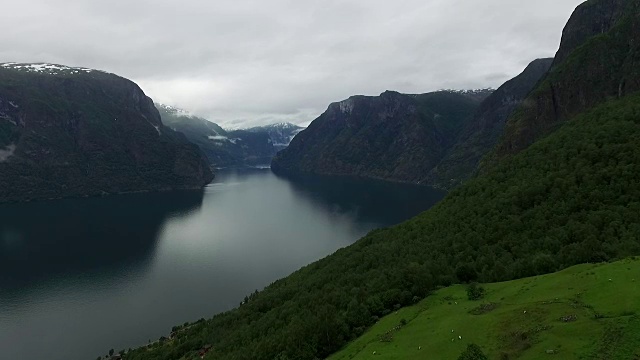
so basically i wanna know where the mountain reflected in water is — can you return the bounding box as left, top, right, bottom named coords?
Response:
left=0, top=190, right=205, bottom=290
left=275, top=171, right=446, bottom=227
left=0, top=169, right=444, bottom=360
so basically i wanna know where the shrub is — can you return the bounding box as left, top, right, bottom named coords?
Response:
left=467, top=283, right=486, bottom=301
left=458, top=343, right=489, bottom=360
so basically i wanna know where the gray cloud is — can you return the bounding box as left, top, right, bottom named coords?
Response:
left=1, top=0, right=584, bottom=127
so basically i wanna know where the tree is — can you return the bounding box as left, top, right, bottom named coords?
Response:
left=109, top=349, right=114, bottom=357
left=458, top=343, right=488, bottom=360
left=346, top=299, right=370, bottom=328
left=456, top=264, right=477, bottom=283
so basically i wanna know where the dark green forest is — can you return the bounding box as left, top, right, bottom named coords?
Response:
left=0, top=67, right=213, bottom=202
left=271, top=90, right=489, bottom=185
left=121, top=91, right=640, bottom=360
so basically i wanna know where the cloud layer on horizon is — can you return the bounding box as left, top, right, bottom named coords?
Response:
left=1, top=0, right=584, bottom=127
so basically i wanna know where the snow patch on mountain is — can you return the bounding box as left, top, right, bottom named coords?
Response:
left=208, top=135, right=228, bottom=141
left=0, top=63, right=106, bottom=75
left=245, top=122, right=305, bottom=148
left=157, top=103, right=192, bottom=117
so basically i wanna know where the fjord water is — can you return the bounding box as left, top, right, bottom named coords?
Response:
left=0, top=168, right=445, bottom=360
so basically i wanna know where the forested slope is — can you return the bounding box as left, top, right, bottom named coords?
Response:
left=0, top=64, right=213, bottom=202
left=425, top=58, right=552, bottom=189
left=121, top=90, right=640, bottom=360
left=114, top=0, right=640, bottom=359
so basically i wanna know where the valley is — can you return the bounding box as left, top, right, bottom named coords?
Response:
left=0, top=169, right=444, bottom=360
left=157, top=104, right=303, bottom=168
left=1, top=0, right=639, bottom=359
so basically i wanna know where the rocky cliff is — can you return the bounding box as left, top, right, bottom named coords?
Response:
left=0, top=63, right=213, bottom=202
left=271, top=90, right=489, bottom=183
left=492, top=0, right=640, bottom=160
left=425, top=58, right=553, bottom=188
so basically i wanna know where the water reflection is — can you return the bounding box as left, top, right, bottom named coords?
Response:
left=274, top=171, right=446, bottom=227
left=0, top=170, right=444, bottom=360
left=0, top=190, right=204, bottom=290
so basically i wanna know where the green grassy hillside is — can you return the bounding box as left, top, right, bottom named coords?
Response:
left=330, top=258, right=640, bottom=360
left=119, top=88, right=640, bottom=360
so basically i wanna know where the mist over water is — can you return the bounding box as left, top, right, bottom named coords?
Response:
left=0, top=168, right=444, bottom=360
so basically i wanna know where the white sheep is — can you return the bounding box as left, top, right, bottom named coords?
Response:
left=459, top=336, right=462, bottom=340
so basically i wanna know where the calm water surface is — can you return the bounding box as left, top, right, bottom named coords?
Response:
left=0, top=168, right=445, bottom=360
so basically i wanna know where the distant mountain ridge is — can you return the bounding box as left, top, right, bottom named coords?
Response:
left=0, top=63, right=213, bottom=202
left=438, top=88, right=495, bottom=102
left=272, top=69, right=552, bottom=189
left=157, top=104, right=303, bottom=167
left=246, top=122, right=304, bottom=151
left=271, top=89, right=502, bottom=184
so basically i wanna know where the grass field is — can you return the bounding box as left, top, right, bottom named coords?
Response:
left=328, top=258, right=640, bottom=360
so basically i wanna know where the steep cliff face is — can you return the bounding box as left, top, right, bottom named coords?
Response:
left=426, top=58, right=553, bottom=189
left=271, top=90, right=486, bottom=183
left=553, top=0, right=628, bottom=65
left=492, top=0, right=640, bottom=160
left=0, top=63, right=213, bottom=202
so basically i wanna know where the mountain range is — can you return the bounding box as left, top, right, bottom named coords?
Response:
left=1, top=0, right=639, bottom=358
left=158, top=104, right=303, bottom=167
left=120, top=0, right=640, bottom=359
left=271, top=61, right=553, bottom=189
left=0, top=63, right=213, bottom=202
left=272, top=89, right=494, bottom=185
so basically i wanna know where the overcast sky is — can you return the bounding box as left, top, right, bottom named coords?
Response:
left=1, top=0, right=584, bottom=128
